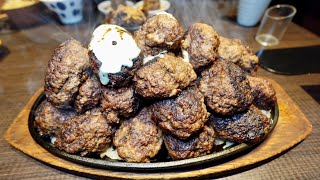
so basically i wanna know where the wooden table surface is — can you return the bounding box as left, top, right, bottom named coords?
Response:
left=1, top=0, right=320, bottom=179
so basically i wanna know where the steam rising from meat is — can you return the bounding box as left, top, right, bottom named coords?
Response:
left=169, top=0, right=247, bottom=42
left=19, top=0, right=246, bottom=45
left=20, top=0, right=103, bottom=45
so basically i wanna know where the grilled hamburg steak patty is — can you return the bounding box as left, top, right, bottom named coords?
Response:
left=151, top=86, right=210, bottom=139
left=164, top=126, right=216, bottom=160
left=199, top=60, right=253, bottom=115
left=101, top=85, right=140, bottom=119
left=247, top=76, right=277, bottom=109
left=134, top=53, right=197, bottom=99
left=181, top=23, right=220, bottom=71
left=34, top=100, right=76, bottom=137
left=218, top=36, right=259, bottom=74
left=134, top=12, right=184, bottom=57
left=55, top=108, right=113, bottom=156
left=74, top=73, right=102, bottom=113
left=113, top=108, right=163, bottom=162
left=209, top=105, right=272, bottom=143
left=88, top=25, right=142, bottom=88
left=45, top=39, right=89, bottom=108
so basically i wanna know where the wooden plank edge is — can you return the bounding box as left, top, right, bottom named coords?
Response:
left=3, top=83, right=313, bottom=179
left=4, top=87, right=44, bottom=142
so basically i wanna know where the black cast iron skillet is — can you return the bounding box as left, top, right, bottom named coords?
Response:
left=28, top=93, right=279, bottom=171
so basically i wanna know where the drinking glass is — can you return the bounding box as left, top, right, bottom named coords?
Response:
left=255, top=4, right=296, bottom=46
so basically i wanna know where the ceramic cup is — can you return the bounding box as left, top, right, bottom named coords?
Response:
left=237, top=0, right=271, bottom=27
left=40, top=0, right=83, bottom=24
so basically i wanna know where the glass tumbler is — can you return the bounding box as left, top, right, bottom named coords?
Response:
left=255, top=4, right=297, bottom=46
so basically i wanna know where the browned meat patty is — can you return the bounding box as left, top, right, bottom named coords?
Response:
left=134, top=54, right=197, bottom=98
left=34, top=100, right=76, bottom=137
left=103, top=109, right=122, bottom=124
left=45, top=39, right=89, bottom=108
left=134, top=12, right=184, bottom=56
left=199, top=60, right=253, bottom=115
left=134, top=30, right=168, bottom=57
left=209, top=105, right=272, bottom=143
left=110, top=0, right=126, bottom=9
left=89, top=51, right=142, bottom=88
left=74, top=74, right=102, bottom=113
left=164, top=126, right=215, bottom=160
left=151, top=86, right=210, bottom=139
left=108, top=5, right=146, bottom=27
left=181, top=23, right=220, bottom=71
left=142, top=0, right=160, bottom=13
left=113, top=108, right=163, bottom=162
left=55, top=108, right=113, bottom=156
left=247, top=76, right=277, bottom=109
left=218, top=36, right=259, bottom=74
left=142, top=12, right=184, bottom=47
left=101, top=86, right=140, bottom=119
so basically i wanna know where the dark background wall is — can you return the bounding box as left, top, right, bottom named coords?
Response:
left=270, top=0, right=320, bottom=36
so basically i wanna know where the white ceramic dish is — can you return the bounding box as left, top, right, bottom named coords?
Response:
left=98, top=0, right=135, bottom=15
left=135, top=0, right=170, bottom=15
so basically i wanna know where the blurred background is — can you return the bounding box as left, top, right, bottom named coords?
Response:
left=0, top=0, right=318, bottom=43
left=1, top=1, right=320, bottom=179
left=271, top=0, right=320, bottom=36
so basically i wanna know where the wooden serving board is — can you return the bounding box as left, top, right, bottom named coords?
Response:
left=4, top=79, right=312, bottom=179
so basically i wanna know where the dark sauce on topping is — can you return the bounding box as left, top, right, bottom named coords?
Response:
left=97, top=26, right=132, bottom=42
left=115, top=27, right=131, bottom=40
left=98, top=28, right=113, bottom=42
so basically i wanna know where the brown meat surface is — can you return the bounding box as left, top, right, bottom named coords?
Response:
left=218, top=36, right=259, bottom=74
left=134, top=13, right=183, bottom=56
left=164, top=126, right=216, bottom=160
left=89, top=51, right=142, bottom=88
left=55, top=108, right=113, bottom=156
left=45, top=39, right=89, bottom=108
left=134, top=29, right=168, bottom=57
left=101, top=86, right=140, bottom=119
left=113, top=108, right=163, bottom=162
left=34, top=100, right=76, bottom=137
left=142, top=0, right=160, bottom=12
left=209, top=105, right=271, bottom=143
left=151, top=86, right=210, bottom=139
left=111, top=0, right=126, bottom=9
left=102, top=109, right=122, bottom=124
left=75, top=74, right=101, bottom=113
left=134, top=54, right=197, bottom=98
left=199, top=60, right=253, bottom=115
left=247, top=76, right=277, bottom=109
left=108, top=5, right=146, bottom=27
left=181, top=23, right=220, bottom=70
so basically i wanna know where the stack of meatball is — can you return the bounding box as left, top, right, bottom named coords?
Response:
left=34, top=13, right=277, bottom=163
